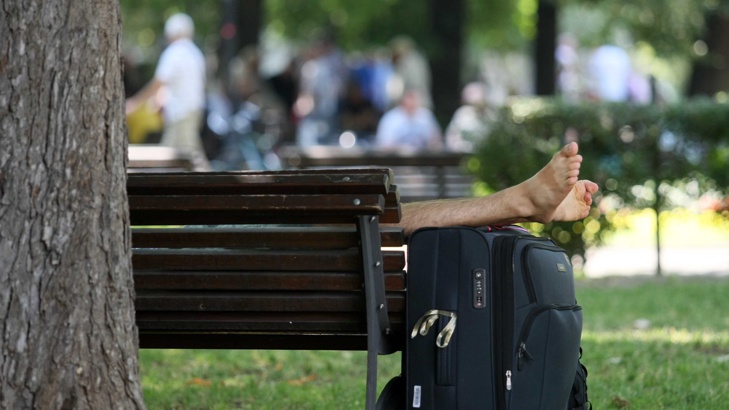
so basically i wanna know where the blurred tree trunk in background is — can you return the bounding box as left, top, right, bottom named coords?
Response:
left=0, top=0, right=145, bottom=408
left=429, top=0, right=465, bottom=125
left=535, top=0, right=557, bottom=95
left=688, top=9, right=729, bottom=97
left=219, top=0, right=263, bottom=92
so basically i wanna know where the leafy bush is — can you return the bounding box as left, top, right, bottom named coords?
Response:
left=469, top=97, right=729, bottom=258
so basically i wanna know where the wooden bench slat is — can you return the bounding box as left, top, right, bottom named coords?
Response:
left=133, top=271, right=406, bottom=292
left=137, top=332, right=402, bottom=352
left=135, top=291, right=405, bottom=313
left=131, top=226, right=406, bottom=249
left=128, top=195, right=390, bottom=226
left=136, top=311, right=404, bottom=333
left=131, top=212, right=398, bottom=226
left=132, top=249, right=406, bottom=272
left=127, top=170, right=394, bottom=195
left=129, top=194, right=384, bottom=214
left=133, top=249, right=360, bottom=271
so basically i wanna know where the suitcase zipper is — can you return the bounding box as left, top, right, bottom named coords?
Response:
left=516, top=304, right=583, bottom=370
left=492, top=235, right=517, bottom=409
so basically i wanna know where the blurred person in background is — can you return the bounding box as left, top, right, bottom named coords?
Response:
left=375, top=89, right=442, bottom=150
left=389, top=36, right=433, bottom=109
left=126, top=13, right=210, bottom=170
left=445, top=81, right=497, bottom=152
left=294, top=30, right=348, bottom=147
left=585, top=44, right=632, bottom=102
left=555, top=33, right=583, bottom=102
left=123, top=52, right=163, bottom=144
left=338, top=78, right=381, bottom=145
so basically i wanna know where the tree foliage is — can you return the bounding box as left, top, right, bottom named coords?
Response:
left=559, top=0, right=729, bottom=58
left=120, top=0, right=219, bottom=55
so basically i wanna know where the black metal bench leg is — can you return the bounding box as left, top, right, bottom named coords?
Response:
left=358, top=215, right=392, bottom=410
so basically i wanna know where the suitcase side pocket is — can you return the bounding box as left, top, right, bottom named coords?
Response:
left=521, top=242, right=577, bottom=306
left=510, top=304, right=583, bottom=409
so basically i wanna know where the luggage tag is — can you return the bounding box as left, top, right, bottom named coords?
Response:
left=411, top=309, right=457, bottom=348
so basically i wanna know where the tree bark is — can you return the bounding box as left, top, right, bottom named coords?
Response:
left=0, top=1, right=145, bottom=409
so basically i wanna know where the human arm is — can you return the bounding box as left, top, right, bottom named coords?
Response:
left=125, top=78, right=164, bottom=115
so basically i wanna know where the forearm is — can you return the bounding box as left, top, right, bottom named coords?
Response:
left=395, top=186, right=530, bottom=237
left=126, top=78, right=163, bottom=113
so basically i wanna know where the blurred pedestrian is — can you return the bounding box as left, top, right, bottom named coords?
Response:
left=389, top=36, right=432, bottom=109
left=585, top=44, right=632, bottom=102
left=555, top=33, right=583, bottom=102
left=294, top=30, right=348, bottom=147
left=126, top=13, right=209, bottom=170
left=445, top=82, right=496, bottom=152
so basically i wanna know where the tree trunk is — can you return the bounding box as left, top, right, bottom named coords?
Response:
left=429, top=0, right=464, bottom=125
left=688, top=10, right=729, bottom=96
left=218, top=0, right=263, bottom=95
left=0, top=1, right=145, bottom=409
left=534, top=0, right=557, bottom=96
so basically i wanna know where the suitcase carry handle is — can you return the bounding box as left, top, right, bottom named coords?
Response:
left=411, top=309, right=458, bottom=348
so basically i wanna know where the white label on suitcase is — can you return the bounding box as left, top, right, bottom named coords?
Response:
left=413, top=385, right=422, bottom=408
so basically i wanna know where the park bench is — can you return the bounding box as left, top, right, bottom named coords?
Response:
left=128, top=144, right=197, bottom=172
left=128, top=168, right=406, bottom=409
left=279, top=145, right=475, bottom=202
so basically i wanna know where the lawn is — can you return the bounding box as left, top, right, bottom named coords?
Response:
left=577, top=276, right=729, bottom=409
left=138, top=276, right=729, bottom=409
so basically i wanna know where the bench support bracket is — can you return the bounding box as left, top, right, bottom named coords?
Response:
left=358, top=215, right=393, bottom=410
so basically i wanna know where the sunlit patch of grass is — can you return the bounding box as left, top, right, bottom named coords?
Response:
left=584, top=328, right=729, bottom=348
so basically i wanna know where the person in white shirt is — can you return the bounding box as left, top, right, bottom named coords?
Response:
left=586, top=44, right=632, bottom=102
left=126, top=13, right=209, bottom=169
left=375, top=89, right=442, bottom=150
left=445, top=82, right=496, bottom=152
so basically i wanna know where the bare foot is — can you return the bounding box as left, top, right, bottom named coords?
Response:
left=523, top=142, right=584, bottom=223
left=552, top=180, right=599, bottom=221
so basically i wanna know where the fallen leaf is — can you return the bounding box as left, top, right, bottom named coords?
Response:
left=185, top=377, right=213, bottom=387
left=286, top=374, right=317, bottom=386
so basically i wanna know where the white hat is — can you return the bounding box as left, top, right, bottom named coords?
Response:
left=164, top=13, right=194, bottom=40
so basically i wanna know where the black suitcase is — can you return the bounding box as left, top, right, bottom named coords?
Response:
left=404, top=226, right=583, bottom=409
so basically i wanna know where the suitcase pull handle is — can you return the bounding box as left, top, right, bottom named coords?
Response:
left=411, top=310, right=458, bottom=348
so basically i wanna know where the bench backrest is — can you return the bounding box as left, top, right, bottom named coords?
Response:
left=279, top=146, right=474, bottom=202
left=128, top=169, right=406, bottom=352
left=128, top=144, right=197, bottom=173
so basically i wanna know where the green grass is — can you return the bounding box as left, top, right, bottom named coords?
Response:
left=139, top=277, right=729, bottom=409
left=139, top=348, right=402, bottom=409
left=576, top=277, right=729, bottom=409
